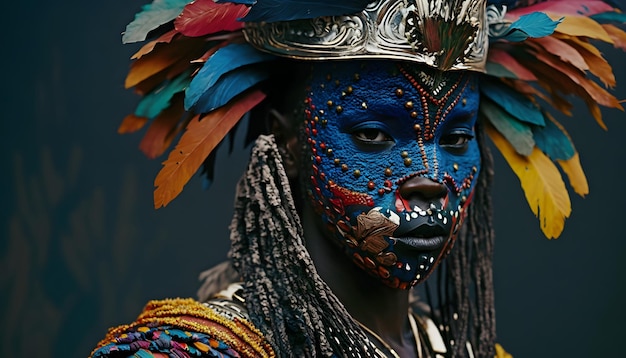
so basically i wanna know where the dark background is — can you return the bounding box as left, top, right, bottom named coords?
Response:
left=1, top=1, right=624, bottom=357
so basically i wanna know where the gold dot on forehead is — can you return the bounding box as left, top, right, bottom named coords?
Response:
left=453, top=163, right=459, bottom=171
left=336, top=106, right=343, bottom=114
left=361, top=102, right=368, bottom=109
left=405, top=101, right=414, bottom=109
left=354, top=73, right=361, bottom=81
left=395, top=88, right=404, bottom=97
left=404, top=158, right=412, bottom=166
left=353, top=169, right=361, bottom=178
left=413, top=124, right=421, bottom=131
left=327, top=100, right=333, bottom=107
left=462, top=98, right=467, bottom=106
left=346, top=86, right=353, bottom=94
left=341, top=163, right=348, bottom=171
left=384, top=168, right=392, bottom=176
left=410, top=111, right=418, bottom=118
left=334, top=158, right=341, bottom=165
left=401, top=151, right=409, bottom=158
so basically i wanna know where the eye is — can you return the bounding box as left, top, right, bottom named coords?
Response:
left=352, top=128, right=393, bottom=144
left=439, top=132, right=473, bottom=153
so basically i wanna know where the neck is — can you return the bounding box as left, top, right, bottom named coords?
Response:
left=302, top=204, right=417, bottom=356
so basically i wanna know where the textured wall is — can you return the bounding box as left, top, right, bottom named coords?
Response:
left=1, top=1, right=625, bottom=357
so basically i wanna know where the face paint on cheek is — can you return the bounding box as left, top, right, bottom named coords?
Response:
left=300, top=61, right=481, bottom=289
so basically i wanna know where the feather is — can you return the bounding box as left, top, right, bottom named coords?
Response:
left=557, top=153, right=589, bottom=197
left=533, top=46, right=621, bottom=110
left=480, top=98, right=535, bottom=156
left=135, top=71, right=192, bottom=119
left=602, top=24, right=626, bottom=50
left=125, top=36, right=206, bottom=89
left=507, top=1, right=613, bottom=18
left=530, top=36, right=588, bottom=73
left=242, top=0, right=372, bottom=22
left=184, top=43, right=274, bottom=110
left=153, top=90, right=266, bottom=208
left=123, top=0, right=189, bottom=44
left=195, top=66, right=269, bottom=113
left=139, top=94, right=186, bottom=159
left=498, top=12, right=561, bottom=42
left=174, top=0, right=249, bottom=37
left=486, top=123, right=571, bottom=239
left=553, top=14, right=613, bottom=43
left=531, top=113, right=575, bottom=161
left=131, top=30, right=178, bottom=60
left=486, top=48, right=537, bottom=80
left=560, top=35, right=617, bottom=87
left=118, top=114, right=149, bottom=134
left=590, top=11, right=626, bottom=23
left=216, top=0, right=256, bottom=4
left=480, top=79, right=545, bottom=126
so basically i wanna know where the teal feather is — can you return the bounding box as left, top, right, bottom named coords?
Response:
left=195, top=67, right=269, bottom=113
left=532, top=114, right=576, bottom=161
left=498, top=12, right=562, bottom=42
left=485, top=62, right=518, bottom=79
left=134, top=71, right=191, bottom=119
left=242, top=0, right=372, bottom=22
left=480, top=80, right=545, bottom=126
left=184, top=43, right=274, bottom=111
left=480, top=99, right=535, bottom=156
left=590, top=11, right=626, bottom=23
left=123, top=0, right=189, bottom=44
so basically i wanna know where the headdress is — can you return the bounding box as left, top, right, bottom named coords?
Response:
left=119, top=0, right=625, bottom=239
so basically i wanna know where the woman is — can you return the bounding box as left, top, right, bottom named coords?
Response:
left=91, top=0, right=625, bottom=356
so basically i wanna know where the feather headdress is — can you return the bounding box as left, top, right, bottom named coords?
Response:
left=120, top=0, right=625, bottom=238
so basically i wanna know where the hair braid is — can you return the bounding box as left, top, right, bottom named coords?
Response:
left=229, top=134, right=378, bottom=357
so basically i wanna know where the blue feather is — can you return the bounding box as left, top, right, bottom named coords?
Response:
left=123, top=0, right=189, bottom=44
left=242, top=0, right=372, bottom=22
left=194, top=67, right=269, bottom=113
left=135, top=71, right=191, bottom=119
left=480, top=99, right=535, bottom=156
left=498, top=12, right=562, bottom=42
left=532, top=114, right=576, bottom=161
left=184, top=43, right=274, bottom=110
left=480, top=80, right=545, bottom=126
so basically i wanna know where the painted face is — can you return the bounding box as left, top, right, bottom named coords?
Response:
left=300, top=60, right=481, bottom=289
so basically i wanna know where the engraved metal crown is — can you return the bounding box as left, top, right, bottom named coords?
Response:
left=244, top=0, right=488, bottom=72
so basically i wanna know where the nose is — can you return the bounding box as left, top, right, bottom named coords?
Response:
left=398, top=176, right=447, bottom=202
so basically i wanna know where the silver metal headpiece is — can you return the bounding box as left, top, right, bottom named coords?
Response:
left=243, top=0, right=488, bottom=72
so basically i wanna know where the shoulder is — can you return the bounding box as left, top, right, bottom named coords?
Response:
left=91, top=284, right=274, bottom=358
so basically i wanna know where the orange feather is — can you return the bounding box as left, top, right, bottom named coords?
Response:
left=125, top=37, right=206, bottom=89
left=487, top=123, right=571, bottom=239
left=602, top=24, right=626, bottom=51
left=131, top=30, right=179, bottom=60
left=118, top=114, right=149, bottom=134
left=153, top=90, right=266, bottom=208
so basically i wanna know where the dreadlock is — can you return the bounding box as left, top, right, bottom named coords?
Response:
left=229, top=135, right=379, bottom=357
left=426, top=122, right=496, bottom=357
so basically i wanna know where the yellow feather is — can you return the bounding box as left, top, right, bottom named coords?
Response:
left=549, top=14, right=613, bottom=43
left=557, top=153, right=589, bottom=197
left=487, top=124, right=571, bottom=239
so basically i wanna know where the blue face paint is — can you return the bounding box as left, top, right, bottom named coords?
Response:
left=301, top=60, right=481, bottom=289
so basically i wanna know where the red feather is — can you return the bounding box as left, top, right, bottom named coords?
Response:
left=174, top=0, right=249, bottom=37
left=153, top=90, right=266, bottom=208
left=488, top=47, right=537, bottom=81
left=507, top=1, right=612, bottom=19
